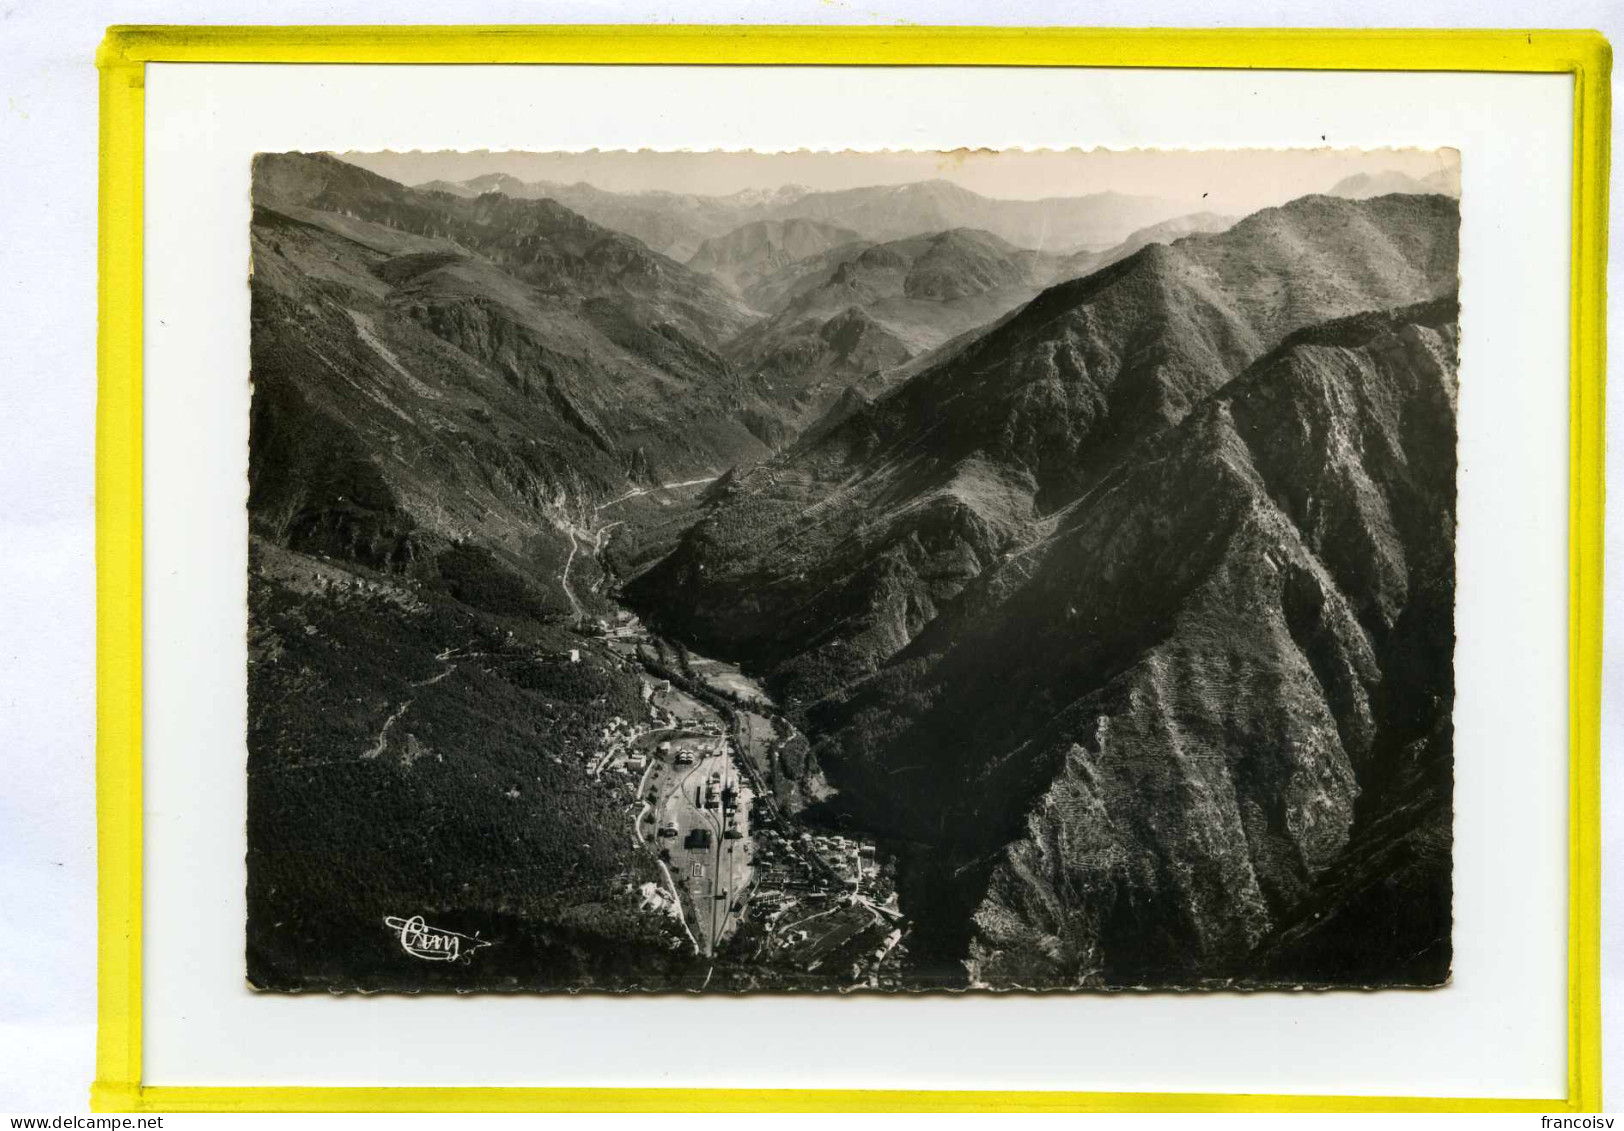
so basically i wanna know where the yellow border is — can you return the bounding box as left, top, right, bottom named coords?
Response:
left=94, top=25, right=1610, bottom=1114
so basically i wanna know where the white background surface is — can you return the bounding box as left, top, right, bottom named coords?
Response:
left=1, top=0, right=1621, bottom=1113
left=142, top=62, right=1569, bottom=1099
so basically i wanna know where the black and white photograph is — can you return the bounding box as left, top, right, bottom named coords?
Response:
left=244, top=146, right=1462, bottom=994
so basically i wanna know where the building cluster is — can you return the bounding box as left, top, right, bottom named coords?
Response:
left=592, top=609, right=644, bottom=640
left=806, top=833, right=878, bottom=885
left=746, top=825, right=835, bottom=907
left=555, top=621, right=912, bottom=977
left=587, top=714, right=656, bottom=792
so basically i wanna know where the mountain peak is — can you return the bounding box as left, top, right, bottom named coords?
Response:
left=720, top=183, right=813, bottom=206
left=929, top=226, right=1017, bottom=251
left=456, top=172, right=530, bottom=196
left=1329, top=169, right=1459, bottom=200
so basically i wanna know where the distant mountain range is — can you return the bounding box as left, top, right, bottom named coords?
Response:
left=410, top=164, right=1241, bottom=430
left=724, top=227, right=1067, bottom=427
left=1330, top=167, right=1460, bottom=199
left=416, top=172, right=1194, bottom=259
left=246, top=155, right=1238, bottom=591
left=714, top=213, right=1238, bottom=429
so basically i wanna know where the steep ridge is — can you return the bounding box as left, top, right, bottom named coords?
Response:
left=644, top=295, right=1457, bottom=986
left=632, top=194, right=1459, bottom=699
left=735, top=211, right=1238, bottom=430
left=416, top=175, right=729, bottom=262
left=723, top=228, right=1075, bottom=427
left=1054, top=211, right=1235, bottom=279
left=250, top=153, right=779, bottom=617
left=261, top=153, right=756, bottom=347
left=865, top=299, right=1459, bottom=986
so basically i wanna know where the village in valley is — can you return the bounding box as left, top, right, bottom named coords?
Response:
left=571, top=608, right=910, bottom=988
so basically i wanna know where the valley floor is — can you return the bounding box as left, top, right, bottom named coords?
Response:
left=590, top=612, right=914, bottom=989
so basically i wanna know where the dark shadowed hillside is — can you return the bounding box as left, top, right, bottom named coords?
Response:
left=247, top=540, right=694, bottom=991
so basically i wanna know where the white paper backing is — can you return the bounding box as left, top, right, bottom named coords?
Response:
left=135, top=61, right=1572, bottom=1097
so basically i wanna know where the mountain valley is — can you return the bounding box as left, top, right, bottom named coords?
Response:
left=247, top=153, right=1460, bottom=992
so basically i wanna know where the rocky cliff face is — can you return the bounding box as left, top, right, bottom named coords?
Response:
left=938, top=302, right=1458, bottom=987
left=821, top=301, right=1454, bottom=988
left=631, top=195, right=1459, bottom=987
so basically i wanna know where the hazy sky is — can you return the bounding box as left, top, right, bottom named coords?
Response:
left=341, top=147, right=1459, bottom=215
